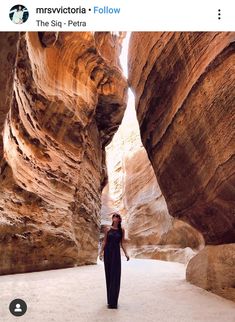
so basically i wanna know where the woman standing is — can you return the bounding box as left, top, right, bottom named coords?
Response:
left=99, top=213, right=130, bottom=309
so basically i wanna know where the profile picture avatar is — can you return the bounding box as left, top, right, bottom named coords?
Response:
left=9, top=5, right=29, bottom=24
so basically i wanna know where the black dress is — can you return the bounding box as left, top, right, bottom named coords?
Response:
left=104, top=227, right=122, bottom=307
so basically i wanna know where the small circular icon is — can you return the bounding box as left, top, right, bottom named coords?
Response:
left=9, top=5, right=29, bottom=24
left=9, top=299, right=27, bottom=316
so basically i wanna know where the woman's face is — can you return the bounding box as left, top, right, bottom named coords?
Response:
left=112, top=214, right=122, bottom=223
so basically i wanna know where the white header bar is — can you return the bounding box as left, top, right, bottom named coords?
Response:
left=1, top=0, right=235, bottom=31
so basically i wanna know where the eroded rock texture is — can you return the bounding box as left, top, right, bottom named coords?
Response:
left=128, top=32, right=235, bottom=245
left=0, top=32, right=127, bottom=274
left=0, top=33, right=19, bottom=160
left=128, top=31, right=235, bottom=301
left=186, top=244, right=235, bottom=302
left=101, top=92, right=204, bottom=264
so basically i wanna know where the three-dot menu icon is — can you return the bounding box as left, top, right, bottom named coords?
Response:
left=218, top=9, right=221, bottom=20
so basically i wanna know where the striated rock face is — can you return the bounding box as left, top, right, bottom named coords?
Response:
left=0, top=33, right=19, bottom=160
left=101, top=91, right=204, bottom=264
left=128, top=32, right=235, bottom=245
left=186, top=244, right=235, bottom=302
left=0, top=32, right=127, bottom=274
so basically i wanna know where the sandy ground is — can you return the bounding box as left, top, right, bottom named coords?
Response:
left=0, top=257, right=234, bottom=322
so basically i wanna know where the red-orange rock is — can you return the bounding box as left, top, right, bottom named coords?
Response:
left=0, top=33, right=19, bottom=160
left=128, top=32, right=235, bottom=245
left=0, top=32, right=127, bottom=274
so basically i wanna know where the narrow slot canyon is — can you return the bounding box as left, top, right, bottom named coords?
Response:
left=101, top=85, right=205, bottom=264
left=0, top=32, right=234, bottom=321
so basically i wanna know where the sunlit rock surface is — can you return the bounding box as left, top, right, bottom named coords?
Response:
left=0, top=33, right=19, bottom=161
left=186, top=244, right=235, bottom=302
left=101, top=91, right=204, bottom=264
left=0, top=32, right=127, bottom=274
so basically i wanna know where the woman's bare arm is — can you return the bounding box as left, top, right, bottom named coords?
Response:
left=121, top=229, right=130, bottom=260
left=99, top=226, right=109, bottom=260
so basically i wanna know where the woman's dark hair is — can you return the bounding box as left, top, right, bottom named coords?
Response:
left=111, top=213, right=123, bottom=239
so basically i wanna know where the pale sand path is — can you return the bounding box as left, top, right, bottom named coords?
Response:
left=0, top=257, right=234, bottom=322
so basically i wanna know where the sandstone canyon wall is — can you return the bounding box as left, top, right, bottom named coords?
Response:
left=101, top=92, right=204, bottom=264
left=0, top=33, right=19, bottom=162
left=128, top=32, right=235, bottom=301
left=186, top=244, right=235, bottom=302
left=0, top=32, right=127, bottom=275
left=128, top=32, right=235, bottom=245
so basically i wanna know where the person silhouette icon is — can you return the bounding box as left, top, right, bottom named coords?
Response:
left=9, top=298, right=27, bottom=316
left=14, top=303, right=22, bottom=312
